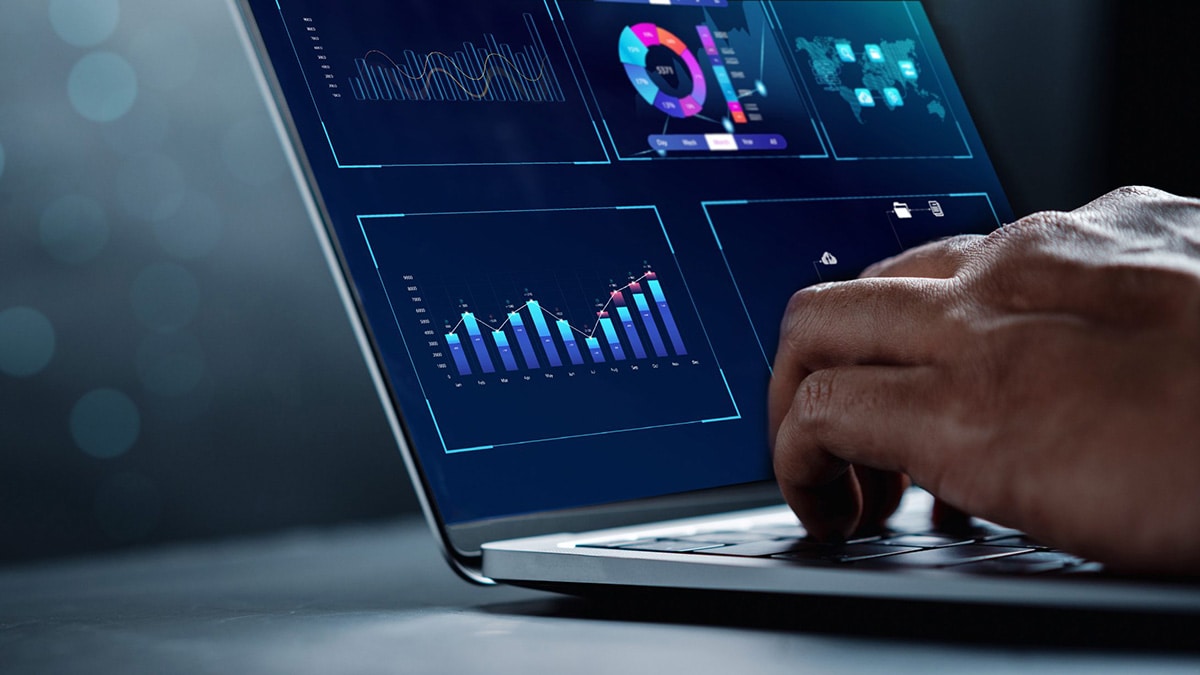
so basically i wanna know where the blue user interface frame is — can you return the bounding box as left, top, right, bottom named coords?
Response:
left=246, top=0, right=1012, bottom=525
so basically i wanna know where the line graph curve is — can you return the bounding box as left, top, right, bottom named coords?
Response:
left=348, top=13, right=566, bottom=103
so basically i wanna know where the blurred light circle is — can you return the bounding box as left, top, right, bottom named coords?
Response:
left=129, top=21, right=198, bottom=92
left=116, top=153, right=186, bottom=222
left=68, top=51, right=138, bottom=123
left=39, top=194, right=110, bottom=264
left=94, top=472, right=161, bottom=543
left=70, top=388, right=141, bottom=459
left=135, top=332, right=205, bottom=397
left=0, top=306, right=56, bottom=377
left=154, top=191, right=223, bottom=259
left=221, top=117, right=286, bottom=187
left=130, top=262, right=200, bottom=333
left=49, top=0, right=119, bottom=48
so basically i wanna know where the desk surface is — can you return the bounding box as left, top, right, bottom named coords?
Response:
left=2, top=518, right=1197, bottom=674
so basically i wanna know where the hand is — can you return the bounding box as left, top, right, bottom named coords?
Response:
left=768, top=186, right=1200, bottom=574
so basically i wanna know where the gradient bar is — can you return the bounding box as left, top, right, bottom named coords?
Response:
left=509, top=312, right=541, bottom=369
left=696, top=25, right=746, bottom=123
left=445, top=333, right=471, bottom=376
left=527, top=300, right=563, bottom=367
left=647, top=276, right=687, bottom=355
left=492, top=331, right=519, bottom=371
left=585, top=336, right=605, bottom=363
left=599, top=314, right=626, bottom=361
left=556, top=320, right=585, bottom=365
left=633, top=292, right=668, bottom=357
left=462, top=313, right=495, bottom=374
left=612, top=292, right=647, bottom=359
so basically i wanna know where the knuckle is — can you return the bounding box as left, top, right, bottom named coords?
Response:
left=795, top=369, right=840, bottom=430
left=780, top=285, right=833, bottom=347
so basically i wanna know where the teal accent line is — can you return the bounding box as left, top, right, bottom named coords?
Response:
left=719, top=369, right=741, bottom=418
left=703, top=207, right=724, bottom=250
left=356, top=217, right=379, bottom=268
left=702, top=416, right=740, bottom=424
left=446, top=445, right=495, bottom=454
left=426, top=400, right=450, bottom=453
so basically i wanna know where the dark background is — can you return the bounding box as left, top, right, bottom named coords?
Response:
left=1, top=0, right=1196, bottom=564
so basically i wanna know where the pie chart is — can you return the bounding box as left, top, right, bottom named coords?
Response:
left=619, top=23, right=707, bottom=118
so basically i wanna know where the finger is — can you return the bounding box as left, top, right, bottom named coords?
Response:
left=931, top=498, right=973, bottom=533
left=861, top=234, right=987, bottom=280
left=857, top=466, right=911, bottom=532
left=768, top=277, right=950, bottom=449
left=773, top=365, right=942, bottom=540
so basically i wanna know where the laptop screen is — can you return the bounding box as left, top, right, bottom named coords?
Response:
left=242, top=0, right=1011, bottom=526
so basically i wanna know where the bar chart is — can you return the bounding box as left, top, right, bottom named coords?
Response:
left=356, top=205, right=739, bottom=453
left=441, top=271, right=687, bottom=378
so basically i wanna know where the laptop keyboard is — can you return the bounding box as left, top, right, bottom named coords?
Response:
left=577, top=521, right=1100, bottom=576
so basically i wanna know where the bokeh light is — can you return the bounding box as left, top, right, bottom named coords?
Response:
left=0, top=306, right=56, bottom=377
left=68, top=51, right=138, bottom=123
left=70, top=388, right=142, bottom=459
left=49, top=0, right=120, bottom=48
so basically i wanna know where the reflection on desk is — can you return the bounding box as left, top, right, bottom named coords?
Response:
left=1, top=518, right=1197, bottom=674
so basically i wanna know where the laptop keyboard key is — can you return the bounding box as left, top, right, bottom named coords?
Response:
left=617, top=539, right=727, bottom=553
left=677, top=532, right=778, bottom=545
left=951, top=551, right=1084, bottom=575
left=980, top=535, right=1049, bottom=549
left=877, top=534, right=973, bottom=548
left=855, top=544, right=1032, bottom=568
left=695, top=539, right=813, bottom=558
left=770, top=543, right=920, bottom=563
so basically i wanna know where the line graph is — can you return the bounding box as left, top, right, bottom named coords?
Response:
left=349, top=13, right=565, bottom=103
left=276, top=0, right=607, bottom=166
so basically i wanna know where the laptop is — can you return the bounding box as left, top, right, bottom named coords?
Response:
left=229, top=0, right=1200, bottom=613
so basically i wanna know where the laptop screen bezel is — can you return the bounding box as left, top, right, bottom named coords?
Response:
left=230, top=0, right=1024, bottom=583
left=228, top=0, right=805, bottom=581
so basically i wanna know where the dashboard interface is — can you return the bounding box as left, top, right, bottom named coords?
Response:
left=244, top=0, right=1011, bottom=525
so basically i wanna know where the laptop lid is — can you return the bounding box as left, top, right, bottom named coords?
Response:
left=230, top=0, right=1012, bottom=581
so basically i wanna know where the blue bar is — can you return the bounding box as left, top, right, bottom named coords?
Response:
left=509, top=312, right=541, bottom=369
left=633, top=293, right=668, bottom=358
left=462, top=313, right=495, bottom=374
left=492, top=331, right=519, bottom=371
left=599, top=317, right=626, bottom=361
left=585, top=337, right=605, bottom=363
left=527, top=301, right=563, bottom=367
left=616, top=306, right=647, bottom=359
left=445, top=333, right=471, bottom=376
left=647, top=279, right=687, bottom=356
left=556, top=320, right=584, bottom=366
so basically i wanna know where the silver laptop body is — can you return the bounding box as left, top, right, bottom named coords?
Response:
left=229, top=0, right=1200, bottom=614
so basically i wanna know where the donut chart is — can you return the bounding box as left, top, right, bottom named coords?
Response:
left=619, top=23, right=707, bottom=118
